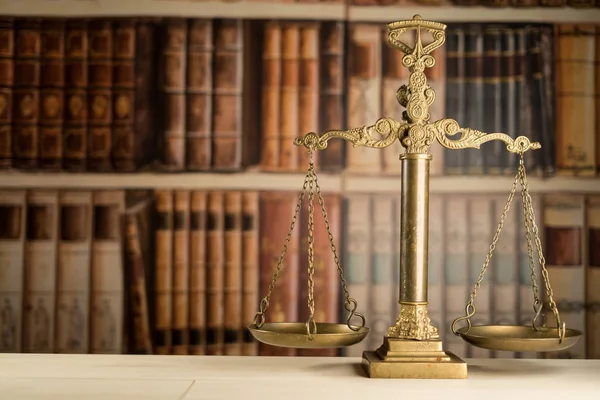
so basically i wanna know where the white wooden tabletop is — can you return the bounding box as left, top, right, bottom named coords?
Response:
left=0, top=354, right=598, bottom=399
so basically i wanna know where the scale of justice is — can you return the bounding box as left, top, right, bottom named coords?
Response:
left=247, top=15, right=582, bottom=379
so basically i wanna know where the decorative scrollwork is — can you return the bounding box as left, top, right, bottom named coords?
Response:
left=434, top=118, right=542, bottom=155
left=293, top=117, right=406, bottom=151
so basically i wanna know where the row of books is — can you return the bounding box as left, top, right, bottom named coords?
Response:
left=0, top=17, right=597, bottom=177
left=0, top=187, right=599, bottom=359
left=351, top=0, right=600, bottom=6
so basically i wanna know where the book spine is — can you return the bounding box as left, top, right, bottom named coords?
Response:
left=543, top=194, right=586, bottom=359
left=342, top=194, right=371, bottom=357
left=0, top=189, right=26, bottom=353
left=279, top=23, right=300, bottom=172
left=467, top=195, right=493, bottom=359
left=63, top=20, right=88, bottom=171
left=162, top=19, right=187, bottom=171
left=56, top=190, right=92, bottom=354
left=90, top=190, right=125, bottom=354
left=13, top=18, right=41, bottom=170
left=186, top=19, right=213, bottom=171
left=463, top=24, right=484, bottom=175
left=482, top=26, right=503, bottom=175
left=189, top=190, right=207, bottom=355
left=172, top=190, right=190, bottom=355
left=212, top=20, right=243, bottom=171
left=258, top=191, right=299, bottom=356
left=111, top=20, right=136, bottom=172
left=260, top=22, right=281, bottom=171
left=586, top=196, right=600, bottom=359
left=499, top=26, right=518, bottom=175
left=23, top=189, right=58, bottom=353
left=444, top=195, right=468, bottom=359
left=368, top=195, right=395, bottom=351
left=0, top=18, right=14, bottom=169
left=318, top=22, right=345, bottom=172
left=555, top=24, right=596, bottom=176
left=491, top=194, right=518, bottom=359
left=223, top=191, right=243, bottom=355
left=154, top=189, right=173, bottom=355
left=206, top=191, right=225, bottom=355
left=242, top=191, right=259, bottom=356
left=39, top=19, right=65, bottom=171
left=87, top=20, right=113, bottom=172
left=124, top=208, right=153, bottom=354
left=444, top=25, right=465, bottom=175
left=298, top=22, right=320, bottom=171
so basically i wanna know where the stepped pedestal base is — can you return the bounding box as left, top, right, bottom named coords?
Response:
left=361, top=337, right=468, bottom=379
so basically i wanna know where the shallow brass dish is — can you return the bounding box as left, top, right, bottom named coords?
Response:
left=456, top=325, right=582, bottom=352
left=247, top=322, right=370, bottom=349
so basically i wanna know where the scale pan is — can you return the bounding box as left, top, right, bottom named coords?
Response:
left=456, top=325, right=582, bottom=352
left=247, top=322, right=370, bottom=349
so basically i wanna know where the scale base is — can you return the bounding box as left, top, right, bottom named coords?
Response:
left=361, top=337, right=467, bottom=379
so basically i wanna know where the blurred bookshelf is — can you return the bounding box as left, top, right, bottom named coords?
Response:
left=0, top=0, right=599, bottom=363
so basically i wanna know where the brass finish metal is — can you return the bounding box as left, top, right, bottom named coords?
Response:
left=455, top=325, right=582, bottom=353
left=248, top=322, right=370, bottom=349
left=248, top=149, right=369, bottom=347
left=252, top=14, right=577, bottom=379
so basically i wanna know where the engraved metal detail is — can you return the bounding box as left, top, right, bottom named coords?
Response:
left=387, top=303, right=439, bottom=340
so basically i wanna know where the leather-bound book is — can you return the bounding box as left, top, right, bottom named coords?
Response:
left=0, top=18, right=14, bottom=169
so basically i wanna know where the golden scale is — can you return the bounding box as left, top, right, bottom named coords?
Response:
left=247, top=15, right=582, bottom=379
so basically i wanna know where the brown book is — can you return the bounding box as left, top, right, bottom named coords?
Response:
left=39, top=19, right=65, bottom=171
left=258, top=191, right=299, bottom=356
left=555, top=24, right=596, bottom=176
left=56, top=191, right=93, bottom=354
left=543, top=194, right=586, bottom=359
left=123, top=193, right=154, bottom=355
left=90, top=190, right=125, bottom=354
left=162, top=19, right=187, bottom=171
left=224, top=191, right=243, bottom=355
left=87, top=20, right=113, bottom=172
left=63, top=20, right=88, bottom=171
left=279, top=23, right=300, bottom=172
left=212, top=20, right=244, bottom=171
left=13, top=18, right=41, bottom=170
left=0, top=18, right=14, bottom=169
left=241, top=191, right=259, bottom=356
left=206, top=191, right=225, bottom=355
left=189, top=191, right=207, bottom=355
left=111, top=20, right=136, bottom=171
left=260, top=21, right=282, bottom=171
left=186, top=19, right=213, bottom=171
left=298, top=22, right=320, bottom=172
left=596, top=27, right=600, bottom=174
left=23, top=190, right=59, bottom=353
left=0, top=190, right=26, bottom=353
left=297, top=193, right=341, bottom=357
left=586, top=196, right=600, bottom=359
left=172, top=190, right=190, bottom=355
left=154, top=189, right=173, bottom=354
left=319, top=22, right=345, bottom=172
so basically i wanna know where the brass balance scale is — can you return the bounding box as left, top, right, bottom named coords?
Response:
left=247, top=15, right=582, bottom=379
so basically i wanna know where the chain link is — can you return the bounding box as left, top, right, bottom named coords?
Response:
left=518, top=154, right=565, bottom=341
left=253, top=146, right=366, bottom=335
left=451, top=151, right=566, bottom=342
left=252, top=162, right=311, bottom=328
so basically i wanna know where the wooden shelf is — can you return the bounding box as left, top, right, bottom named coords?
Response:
left=344, top=175, right=600, bottom=194
left=3, top=1, right=599, bottom=23
left=1, top=171, right=599, bottom=194
left=0, top=171, right=343, bottom=191
left=347, top=5, right=600, bottom=23
left=0, top=0, right=347, bottom=20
